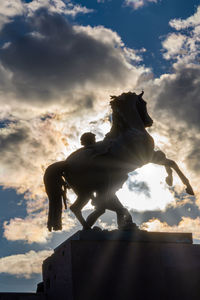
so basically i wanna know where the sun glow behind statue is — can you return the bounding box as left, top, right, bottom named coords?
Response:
left=76, top=162, right=176, bottom=213
left=64, top=118, right=183, bottom=214
left=117, top=164, right=175, bottom=212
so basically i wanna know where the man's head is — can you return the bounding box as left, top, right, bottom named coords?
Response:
left=80, top=132, right=96, bottom=146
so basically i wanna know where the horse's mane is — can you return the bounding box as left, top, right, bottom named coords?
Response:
left=110, top=92, right=136, bottom=109
left=107, top=92, right=137, bottom=138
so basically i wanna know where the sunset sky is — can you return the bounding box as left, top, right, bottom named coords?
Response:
left=0, top=0, right=200, bottom=292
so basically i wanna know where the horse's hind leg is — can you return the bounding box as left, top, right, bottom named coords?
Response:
left=86, top=207, right=106, bottom=228
left=106, top=195, right=134, bottom=229
left=70, top=195, right=90, bottom=229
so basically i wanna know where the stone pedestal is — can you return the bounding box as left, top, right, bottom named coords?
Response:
left=0, top=293, right=45, bottom=300
left=42, top=230, right=200, bottom=300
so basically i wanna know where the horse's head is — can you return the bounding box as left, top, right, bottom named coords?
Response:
left=110, top=91, right=153, bottom=129
left=136, top=91, right=153, bottom=127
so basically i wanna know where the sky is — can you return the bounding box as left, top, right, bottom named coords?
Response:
left=0, top=0, right=200, bottom=293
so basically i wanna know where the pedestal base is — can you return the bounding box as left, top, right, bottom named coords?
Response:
left=42, top=230, right=200, bottom=300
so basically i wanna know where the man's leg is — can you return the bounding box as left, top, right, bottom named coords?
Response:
left=70, top=195, right=90, bottom=229
left=105, top=195, right=133, bottom=229
left=86, top=206, right=106, bottom=228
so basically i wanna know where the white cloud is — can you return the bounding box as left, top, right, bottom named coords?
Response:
left=141, top=217, right=200, bottom=241
left=98, top=219, right=116, bottom=230
left=0, top=250, right=53, bottom=278
left=162, top=33, right=186, bottom=60
left=0, top=0, right=24, bottom=30
left=0, top=0, right=93, bottom=30
left=125, top=0, right=157, bottom=10
left=162, top=6, right=200, bottom=65
left=0, top=0, right=24, bottom=17
left=25, top=0, right=94, bottom=17
left=3, top=214, right=50, bottom=244
left=3, top=210, right=76, bottom=243
left=169, top=6, right=200, bottom=30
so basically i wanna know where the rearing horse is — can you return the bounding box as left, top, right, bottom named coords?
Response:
left=44, top=91, right=194, bottom=231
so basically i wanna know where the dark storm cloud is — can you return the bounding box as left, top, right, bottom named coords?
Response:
left=155, top=66, right=200, bottom=130
left=0, top=126, right=30, bottom=170
left=149, top=64, right=200, bottom=178
left=185, top=136, right=200, bottom=173
left=127, top=178, right=151, bottom=198
left=0, top=125, right=38, bottom=168
left=130, top=200, right=200, bottom=227
left=0, top=9, right=131, bottom=103
left=0, top=119, right=61, bottom=179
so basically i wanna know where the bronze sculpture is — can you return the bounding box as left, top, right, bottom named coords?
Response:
left=44, top=91, right=194, bottom=232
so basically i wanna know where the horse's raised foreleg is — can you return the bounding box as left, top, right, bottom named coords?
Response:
left=167, top=159, right=194, bottom=195
left=152, top=150, right=194, bottom=195
left=70, top=196, right=91, bottom=229
left=165, top=165, right=173, bottom=186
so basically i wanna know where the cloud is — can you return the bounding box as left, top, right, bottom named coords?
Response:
left=0, top=116, right=79, bottom=243
left=0, top=250, right=53, bottom=278
left=169, top=6, right=200, bottom=30
left=3, top=210, right=76, bottom=243
left=153, top=66, right=200, bottom=132
left=0, top=118, right=68, bottom=194
left=0, top=4, right=148, bottom=235
left=141, top=217, right=200, bottom=242
left=0, top=2, right=200, bottom=248
left=139, top=6, right=200, bottom=210
left=127, top=176, right=151, bottom=198
left=130, top=198, right=200, bottom=226
left=0, top=7, right=148, bottom=211
left=25, top=0, right=94, bottom=18
left=146, top=66, right=200, bottom=203
left=162, top=6, right=200, bottom=65
left=3, top=213, right=51, bottom=244
left=162, top=33, right=186, bottom=60
left=125, top=0, right=158, bottom=10
left=0, top=9, right=146, bottom=109
left=0, top=0, right=93, bottom=30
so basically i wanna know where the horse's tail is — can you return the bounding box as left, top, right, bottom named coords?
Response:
left=43, top=161, right=69, bottom=232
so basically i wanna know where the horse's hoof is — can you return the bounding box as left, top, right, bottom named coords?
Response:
left=119, top=222, right=139, bottom=231
left=93, top=226, right=102, bottom=232
left=82, top=225, right=91, bottom=231
left=186, top=186, right=195, bottom=195
left=165, top=176, right=173, bottom=186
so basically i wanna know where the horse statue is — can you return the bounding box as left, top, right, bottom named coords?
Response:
left=44, top=91, right=194, bottom=232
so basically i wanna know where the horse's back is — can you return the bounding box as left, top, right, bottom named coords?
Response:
left=64, top=141, right=111, bottom=192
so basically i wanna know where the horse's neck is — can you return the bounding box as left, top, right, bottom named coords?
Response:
left=106, top=111, right=145, bottom=139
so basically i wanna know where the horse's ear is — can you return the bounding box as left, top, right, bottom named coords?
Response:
left=138, top=91, right=144, bottom=99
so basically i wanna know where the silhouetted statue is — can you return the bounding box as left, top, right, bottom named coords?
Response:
left=80, top=132, right=96, bottom=147
left=44, top=91, right=194, bottom=232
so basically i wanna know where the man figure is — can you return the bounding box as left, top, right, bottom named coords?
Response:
left=80, top=132, right=96, bottom=147
left=70, top=132, right=134, bottom=230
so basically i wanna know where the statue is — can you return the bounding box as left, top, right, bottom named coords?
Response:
left=44, top=91, right=194, bottom=232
